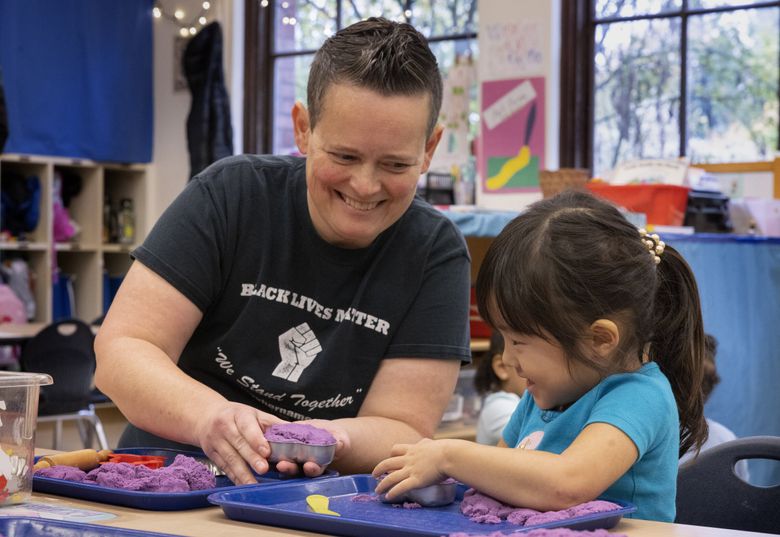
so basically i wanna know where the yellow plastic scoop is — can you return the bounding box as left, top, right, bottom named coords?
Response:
left=306, top=494, right=340, bottom=516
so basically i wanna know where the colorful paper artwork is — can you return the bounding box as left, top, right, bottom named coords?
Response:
left=480, top=77, right=545, bottom=193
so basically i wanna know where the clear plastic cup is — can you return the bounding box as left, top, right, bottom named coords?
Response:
left=0, top=371, right=53, bottom=504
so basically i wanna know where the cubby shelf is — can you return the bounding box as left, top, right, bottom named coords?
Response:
left=0, top=153, right=148, bottom=323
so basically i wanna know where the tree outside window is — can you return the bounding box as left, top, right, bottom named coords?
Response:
left=576, top=0, right=779, bottom=176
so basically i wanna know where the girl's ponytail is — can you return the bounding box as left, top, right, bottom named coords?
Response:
left=649, top=244, right=708, bottom=456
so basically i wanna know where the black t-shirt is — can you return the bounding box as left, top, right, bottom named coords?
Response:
left=133, top=154, right=471, bottom=422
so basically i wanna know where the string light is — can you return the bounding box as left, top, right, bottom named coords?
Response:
left=277, top=0, right=296, bottom=25
left=152, top=0, right=216, bottom=36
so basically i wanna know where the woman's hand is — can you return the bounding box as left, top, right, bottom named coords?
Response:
left=274, top=419, right=352, bottom=477
left=372, top=438, right=449, bottom=501
left=194, top=401, right=285, bottom=484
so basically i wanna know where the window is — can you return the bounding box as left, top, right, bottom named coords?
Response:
left=244, top=0, right=478, bottom=155
left=561, top=0, right=780, bottom=176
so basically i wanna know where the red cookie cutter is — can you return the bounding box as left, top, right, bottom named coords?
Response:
left=101, top=454, right=167, bottom=469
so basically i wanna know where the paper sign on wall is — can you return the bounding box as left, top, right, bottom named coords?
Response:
left=481, top=21, right=545, bottom=80
left=479, top=78, right=545, bottom=194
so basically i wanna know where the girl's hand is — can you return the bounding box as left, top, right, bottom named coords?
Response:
left=372, top=438, right=448, bottom=501
left=194, top=401, right=285, bottom=485
left=274, top=419, right=351, bottom=477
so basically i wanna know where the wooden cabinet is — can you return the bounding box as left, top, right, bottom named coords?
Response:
left=0, top=154, right=147, bottom=323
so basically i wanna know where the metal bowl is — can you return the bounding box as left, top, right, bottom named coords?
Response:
left=267, top=440, right=336, bottom=466
left=379, top=480, right=457, bottom=507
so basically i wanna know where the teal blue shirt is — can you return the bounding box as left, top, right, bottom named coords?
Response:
left=503, top=362, right=679, bottom=522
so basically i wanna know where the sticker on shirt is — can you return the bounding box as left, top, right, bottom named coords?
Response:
left=517, top=430, right=543, bottom=450
left=272, top=322, right=323, bottom=382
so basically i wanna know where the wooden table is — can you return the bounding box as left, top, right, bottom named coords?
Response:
left=434, top=419, right=477, bottom=441
left=25, top=470, right=775, bottom=537
left=24, top=491, right=778, bottom=536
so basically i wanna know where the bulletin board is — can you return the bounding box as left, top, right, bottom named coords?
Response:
left=479, top=77, right=546, bottom=194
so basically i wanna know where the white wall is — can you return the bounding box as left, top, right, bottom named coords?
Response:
left=147, top=0, right=242, bottom=231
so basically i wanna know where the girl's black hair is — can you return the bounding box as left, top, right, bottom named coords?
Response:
left=475, top=190, right=707, bottom=456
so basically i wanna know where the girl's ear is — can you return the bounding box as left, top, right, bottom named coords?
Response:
left=589, top=319, right=620, bottom=359
left=491, top=354, right=509, bottom=381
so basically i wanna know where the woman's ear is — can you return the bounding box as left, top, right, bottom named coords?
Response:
left=420, top=124, right=444, bottom=174
left=589, top=319, right=620, bottom=359
left=292, top=101, right=310, bottom=155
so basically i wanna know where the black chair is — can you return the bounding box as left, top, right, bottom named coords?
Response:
left=676, top=435, right=780, bottom=534
left=20, top=319, right=108, bottom=450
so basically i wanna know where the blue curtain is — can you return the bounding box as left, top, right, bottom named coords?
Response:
left=0, top=0, right=153, bottom=162
left=670, top=235, right=780, bottom=486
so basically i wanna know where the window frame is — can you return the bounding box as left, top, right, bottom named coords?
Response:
left=559, top=0, right=780, bottom=172
left=243, top=0, right=477, bottom=155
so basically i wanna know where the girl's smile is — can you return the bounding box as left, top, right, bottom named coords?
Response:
left=498, top=329, right=600, bottom=411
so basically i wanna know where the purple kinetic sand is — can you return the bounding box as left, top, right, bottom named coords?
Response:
left=448, top=529, right=624, bottom=537
left=351, top=493, right=378, bottom=503
left=266, top=423, right=336, bottom=445
left=460, top=488, right=517, bottom=523
left=35, top=466, right=87, bottom=482
left=35, top=455, right=215, bottom=492
left=460, top=489, right=622, bottom=526
left=391, top=501, right=422, bottom=509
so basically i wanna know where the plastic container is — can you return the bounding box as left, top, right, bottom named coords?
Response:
left=118, top=198, right=135, bottom=244
left=587, top=183, right=691, bottom=226
left=0, top=371, right=53, bottom=504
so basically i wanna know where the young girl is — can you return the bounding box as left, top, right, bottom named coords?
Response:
left=374, top=190, right=708, bottom=522
left=475, top=332, right=527, bottom=446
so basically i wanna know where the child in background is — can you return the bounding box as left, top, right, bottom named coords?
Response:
left=475, top=332, right=527, bottom=445
left=680, top=334, right=749, bottom=480
left=374, top=190, right=708, bottom=522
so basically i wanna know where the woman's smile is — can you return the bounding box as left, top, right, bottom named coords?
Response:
left=338, top=191, right=383, bottom=211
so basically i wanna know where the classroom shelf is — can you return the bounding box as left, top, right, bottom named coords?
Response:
left=0, top=153, right=148, bottom=323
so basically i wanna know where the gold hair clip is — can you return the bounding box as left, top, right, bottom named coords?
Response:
left=638, top=228, right=665, bottom=265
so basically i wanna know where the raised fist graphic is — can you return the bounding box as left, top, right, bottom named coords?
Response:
left=272, top=322, right=322, bottom=382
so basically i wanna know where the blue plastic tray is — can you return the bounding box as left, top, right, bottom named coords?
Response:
left=33, top=447, right=335, bottom=511
left=207, top=474, right=637, bottom=537
left=0, top=516, right=176, bottom=536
